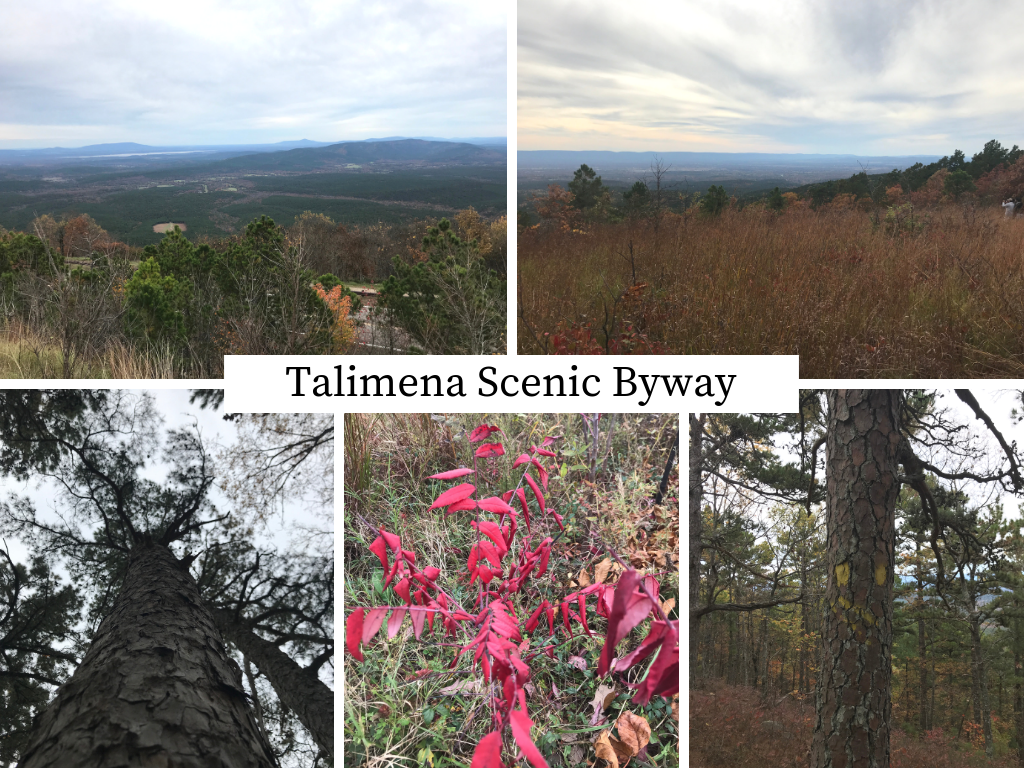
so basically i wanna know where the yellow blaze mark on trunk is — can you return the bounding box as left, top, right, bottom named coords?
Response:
left=835, top=562, right=850, bottom=587
left=875, top=563, right=887, bottom=586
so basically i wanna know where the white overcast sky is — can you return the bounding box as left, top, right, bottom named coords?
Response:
left=1, top=390, right=333, bottom=563
left=519, top=0, right=1024, bottom=155
left=0, top=0, right=507, bottom=148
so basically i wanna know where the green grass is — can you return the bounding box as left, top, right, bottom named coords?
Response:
left=343, top=413, right=679, bottom=768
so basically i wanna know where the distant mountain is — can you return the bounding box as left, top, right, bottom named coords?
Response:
left=216, top=138, right=506, bottom=171
left=519, top=150, right=942, bottom=171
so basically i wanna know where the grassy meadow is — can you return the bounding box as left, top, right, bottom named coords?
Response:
left=517, top=202, right=1024, bottom=377
left=343, top=413, right=679, bottom=767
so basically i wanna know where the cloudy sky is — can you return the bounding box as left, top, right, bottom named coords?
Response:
left=519, top=0, right=1024, bottom=155
left=0, top=0, right=506, bottom=148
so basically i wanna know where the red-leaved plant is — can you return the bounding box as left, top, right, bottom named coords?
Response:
left=346, top=423, right=679, bottom=767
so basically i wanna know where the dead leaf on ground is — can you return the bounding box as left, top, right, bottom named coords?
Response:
left=570, top=743, right=586, bottom=765
left=439, top=678, right=482, bottom=696
left=578, top=567, right=592, bottom=587
left=594, top=730, right=619, bottom=768
left=589, top=683, right=616, bottom=725
left=615, top=711, right=651, bottom=754
left=524, top=681, right=536, bottom=698
left=594, top=557, right=613, bottom=584
left=660, top=597, right=676, bottom=616
left=568, top=655, right=588, bottom=671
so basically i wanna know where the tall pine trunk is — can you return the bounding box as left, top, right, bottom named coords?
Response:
left=18, top=543, right=277, bottom=768
left=689, top=414, right=704, bottom=684
left=970, top=618, right=994, bottom=758
left=916, top=540, right=928, bottom=733
left=213, top=611, right=334, bottom=758
left=811, top=390, right=900, bottom=768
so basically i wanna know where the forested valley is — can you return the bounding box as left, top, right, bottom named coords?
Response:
left=691, top=391, right=1024, bottom=768
left=0, top=390, right=334, bottom=766
left=518, top=140, right=1024, bottom=377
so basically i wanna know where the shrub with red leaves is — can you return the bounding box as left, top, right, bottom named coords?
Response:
left=347, top=425, right=678, bottom=766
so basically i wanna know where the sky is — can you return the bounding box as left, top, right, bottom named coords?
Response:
left=0, top=390, right=333, bottom=563
left=0, top=0, right=506, bottom=149
left=519, top=0, right=1024, bottom=155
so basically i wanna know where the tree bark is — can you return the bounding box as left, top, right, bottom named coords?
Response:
left=213, top=610, right=334, bottom=759
left=970, top=618, right=994, bottom=757
left=916, top=540, right=928, bottom=733
left=18, top=543, right=277, bottom=768
left=689, top=414, right=704, bottom=684
left=811, top=390, right=900, bottom=768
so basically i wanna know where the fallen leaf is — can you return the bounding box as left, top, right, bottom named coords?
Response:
left=589, top=683, right=616, bottom=725
left=594, top=730, right=619, bottom=768
left=568, top=655, right=588, bottom=671
left=439, top=678, right=482, bottom=696
left=524, top=681, right=536, bottom=698
left=570, top=744, right=586, bottom=765
left=578, top=568, right=592, bottom=587
left=551, top=682, right=561, bottom=699
left=615, top=711, right=651, bottom=754
left=594, top=558, right=613, bottom=584
left=660, top=598, right=676, bottom=616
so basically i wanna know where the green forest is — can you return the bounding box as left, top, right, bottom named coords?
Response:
left=0, top=204, right=506, bottom=377
left=0, top=165, right=506, bottom=246
left=691, top=391, right=1024, bottom=768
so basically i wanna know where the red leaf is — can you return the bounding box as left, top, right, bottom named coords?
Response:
left=616, top=619, right=667, bottom=671
left=552, top=512, right=564, bottom=530
left=428, top=468, right=475, bottom=480
left=631, top=622, right=679, bottom=704
left=476, top=540, right=502, bottom=569
left=410, top=607, right=428, bottom=639
left=578, top=594, right=592, bottom=636
left=477, top=496, right=513, bottom=516
left=475, top=442, right=505, bottom=458
left=473, top=520, right=509, bottom=555
left=384, top=559, right=400, bottom=589
left=368, top=536, right=388, bottom=573
left=510, top=709, right=549, bottom=768
left=430, top=483, right=476, bottom=509
left=530, top=459, right=549, bottom=490
left=525, top=601, right=548, bottom=633
left=523, top=473, right=545, bottom=513
left=533, top=446, right=556, bottom=457
left=471, top=731, right=504, bottom=768
left=536, top=543, right=551, bottom=578
left=469, top=424, right=501, bottom=443
left=394, top=577, right=412, bottom=604
left=445, top=497, right=477, bottom=515
left=561, top=601, right=573, bottom=638
left=541, top=436, right=557, bottom=447
left=478, top=566, right=495, bottom=584
left=421, top=566, right=441, bottom=583
left=346, top=609, right=364, bottom=661
left=380, top=528, right=401, bottom=552
left=362, top=607, right=388, bottom=644
left=512, top=453, right=532, bottom=468
left=597, top=570, right=654, bottom=676
left=387, top=608, right=407, bottom=639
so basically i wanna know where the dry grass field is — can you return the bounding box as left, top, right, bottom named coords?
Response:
left=517, top=202, right=1024, bottom=377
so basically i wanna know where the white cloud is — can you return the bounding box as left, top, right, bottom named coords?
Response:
left=519, top=0, right=1024, bottom=154
left=0, top=0, right=506, bottom=147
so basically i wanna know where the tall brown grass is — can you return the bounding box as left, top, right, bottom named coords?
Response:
left=0, top=319, right=182, bottom=378
left=518, top=203, right=1024, bottom=377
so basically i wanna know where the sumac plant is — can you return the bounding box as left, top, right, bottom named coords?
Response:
left=346, top=423, right=679, bottom=767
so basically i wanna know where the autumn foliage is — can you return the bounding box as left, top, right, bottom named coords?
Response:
left=518, top=204, right=1024, bottom=377
left=312, top=282, right=355, bottom=353
left=345, top=424, right=679, bottom=767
